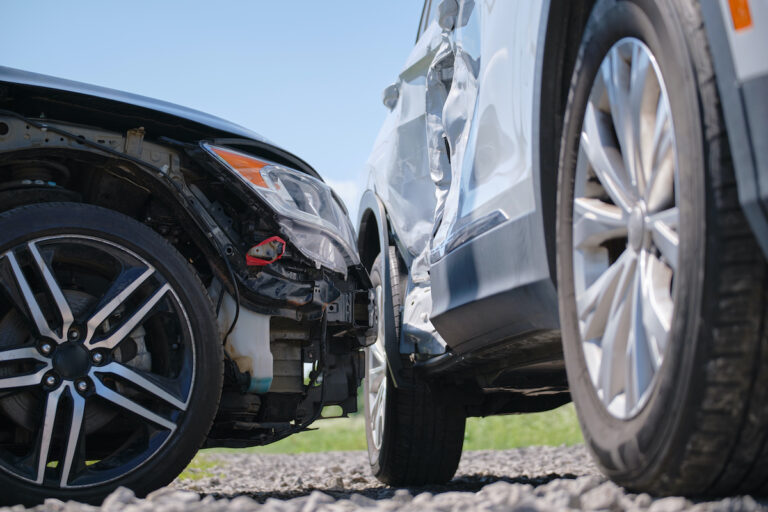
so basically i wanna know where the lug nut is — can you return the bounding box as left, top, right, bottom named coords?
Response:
left=40, top=343, right=52, bottom=355
left=92, top=352, right=104, bottom=364
left=76, top=380, right=88, bottom=392
left=68, top=328, right=80, bottom=341
left=45, top=375, right=57, bottom=387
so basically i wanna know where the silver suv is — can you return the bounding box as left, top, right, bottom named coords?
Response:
left=357, top=0, right=768, bottom=496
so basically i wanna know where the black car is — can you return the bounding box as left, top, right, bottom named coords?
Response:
left=0, top=67, right=370, bottom=505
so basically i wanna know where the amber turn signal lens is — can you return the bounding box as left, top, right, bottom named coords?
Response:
left=729, top=0, right=753, bottom=31
left=211, top=146, right=269, bottom=188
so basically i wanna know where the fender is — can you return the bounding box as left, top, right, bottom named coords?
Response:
left=357, top=190, right=408, bottom=388
left=700, top=2, right=768, bottom=259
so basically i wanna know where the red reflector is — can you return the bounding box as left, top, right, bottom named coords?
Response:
left=246, top=236, right=286, bottom=266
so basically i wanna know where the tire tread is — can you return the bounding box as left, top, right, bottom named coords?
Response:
left=647, top=0, right=768, bottom=496
left=369, top=248, right=466, bottom=486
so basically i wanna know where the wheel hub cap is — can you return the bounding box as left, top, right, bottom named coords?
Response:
left=52, top=342, right=91, bottom=380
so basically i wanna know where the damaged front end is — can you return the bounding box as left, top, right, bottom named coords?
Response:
left=190, top=141, right=373, bottom=447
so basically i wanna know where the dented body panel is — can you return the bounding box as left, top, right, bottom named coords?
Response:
left=362, top=0, right=556, bottom=363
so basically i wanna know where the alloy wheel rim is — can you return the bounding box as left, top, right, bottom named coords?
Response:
left=366, top=284, right=387, bottom=451
left=0, top=235, right=195, bottom=488
left=572, top=38, right=679, bottom=419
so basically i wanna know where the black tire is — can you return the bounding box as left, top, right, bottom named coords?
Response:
left=364, top=247, right=465, bottom=486
left=0, top=203, right=223, bottom=505
left=557, top=0, right=768, bottom=496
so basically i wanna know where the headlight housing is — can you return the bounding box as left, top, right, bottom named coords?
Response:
left=203, top=143, right=358, bottom=275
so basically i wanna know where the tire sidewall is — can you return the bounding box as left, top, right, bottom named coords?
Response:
left=557, top=0, right=706, bottom=487
left=0, top=203, right=222, bottom=504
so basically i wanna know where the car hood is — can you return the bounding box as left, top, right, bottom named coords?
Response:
left=0, top=66, right=319, bottom=178
left=0, top=66, right=267, bottom=141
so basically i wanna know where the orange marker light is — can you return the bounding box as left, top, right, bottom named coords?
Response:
left=211, top=147, right=269, bottom=188
left=729, top=0, right=753, bottom=31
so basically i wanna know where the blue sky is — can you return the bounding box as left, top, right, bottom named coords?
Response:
left=0, top=1, right=425, bottom=220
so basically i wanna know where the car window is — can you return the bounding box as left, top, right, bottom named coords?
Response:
left=416, top=0, right=440, bottom=42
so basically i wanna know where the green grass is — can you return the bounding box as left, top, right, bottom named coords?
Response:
left=179, top=403, right=583, bottom=481
left=204, top=402, right=582, bottom=456
left=178, top=456, right=220, bottom=480
left=463, top=403, right=583, bottom=450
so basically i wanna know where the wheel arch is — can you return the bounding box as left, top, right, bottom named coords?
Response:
left=357, top=190, right=410, bottom=387
left=0, top=147, right=230, bottom=295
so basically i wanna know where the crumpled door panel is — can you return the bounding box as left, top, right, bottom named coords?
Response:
left=400, top=0, right=482, bottom=355
left=368, top=22, right=443, bottom=262
left=431, top=1, right=542, bottom=262
left=429, top=0, right=481, bottom=255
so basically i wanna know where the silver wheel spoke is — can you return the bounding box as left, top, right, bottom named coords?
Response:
left=86, top=283, right=170, bottom=350
left=368, top=361, right=386, bottom=392
left=92, top=377, right=176, bottom=431
left=650, top=207, right=679, bottom=271
left=0, top=370, right=48, bottom=390
left=573, top=197, right=627, bottom=249
left=0, top=347, right=51, bottom=390
left=626, top=266, right=655, bottom=415
left=93, top=362, right=187, bottom=410
left=366, top=283, right=388, bottom=452
left=59, top=384, right=85, bottom=488
left=0, top=346, right=49, bottom=363
left=4, top=250, right=65, bottom=343
left=28, top=243, right=74, bottom=340
left=628, top=43, right=660, bottom=193
left=639, top=251, right=673, bottom=365
left=84, top=267, right=155, bottom=345
left=577, top=251, right=635, bottom=341
left=646, top=97, right=675, bottom=212
left=368, top=341, right=387, bottom=390
left=601, top=46, right=644, bottom=194
left=34, top=386, right=64, bottom=484
left=581, top=104, right=635, bottom=212
left=370, top=375, right=386, bottom=450
left=597, top=253, right=636, bottom=407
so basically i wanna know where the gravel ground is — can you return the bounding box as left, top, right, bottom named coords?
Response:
left=3, top=445, right=766, bottom=511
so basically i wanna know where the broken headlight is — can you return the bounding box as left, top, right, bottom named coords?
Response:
left=203, top=143, right=358, bottom=275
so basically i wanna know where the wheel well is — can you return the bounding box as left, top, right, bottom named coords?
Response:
left=0, top=151, right=216, bottom=284
left=357, top=208, right=381, bottom=272
left=538, top=0, right=595, bottom=286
